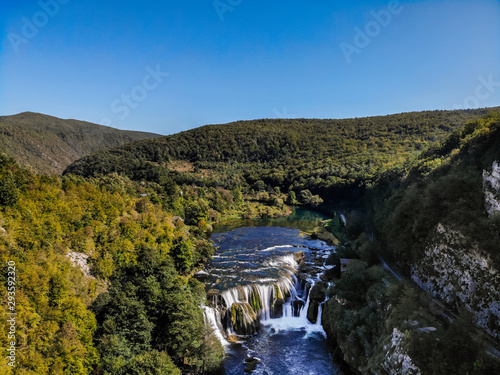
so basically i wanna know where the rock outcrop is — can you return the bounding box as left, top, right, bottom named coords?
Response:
left=412, top=224, right=500, bottom=337
left=383, top=328, right=422, bottom=375
left=66, top=251, right=94, bottom=278
left=483, top=161, right=500, bottom=216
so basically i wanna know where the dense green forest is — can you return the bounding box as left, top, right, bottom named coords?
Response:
left=368, top=112, right=500, bottom=267
left=64, top=108, right=498, bottom=202
left=2, top=108, right=500, bottom=374
left=0, top=112, right=160, bottom=175
left=0, top=141, right=295, bottom=373
left=0, top=154, right=232, bottom=374
left=321, top=112, right=500, bottom=374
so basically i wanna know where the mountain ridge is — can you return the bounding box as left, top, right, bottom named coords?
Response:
left=0, top=112, right=161, bottom=175
left=64, top=107, right=500, bottom=200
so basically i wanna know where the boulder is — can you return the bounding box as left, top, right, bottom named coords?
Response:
left=244, top=357, right=261, bottom=373
left=230, top=302, right=260, bottom=335
left=307, top=281, right=327, bottom=323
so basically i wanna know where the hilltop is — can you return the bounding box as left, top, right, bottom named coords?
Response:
left=65, top=108, right=499, bottom=201
left=0, top=112, right=160, bottom=174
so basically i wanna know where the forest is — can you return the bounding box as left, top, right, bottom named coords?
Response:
left=64, top=108, right=497, bottom=203
left=1, top=108, right=500, bottom=374
left=0, top=154, right=228, bottom=374
left=322, top=111, right=500, bottom=374
left=0, top=112, right=159, bottom=175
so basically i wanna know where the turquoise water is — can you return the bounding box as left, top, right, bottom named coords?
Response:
left=213, top=207, right=330, bottom=233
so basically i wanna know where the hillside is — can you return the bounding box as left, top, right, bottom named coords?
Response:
left=3, top=108, right=500, bottom=374
left=371, top=112, right=500, bottom=333
left=0, top=112, right=161, bottom=174
left=0, top=153, right=227, bottom=374
left=315, top=112, right=500, bottom=374
left=318, top=111, right=500, bottom=373
left=64, top=108, right=499, bottom=201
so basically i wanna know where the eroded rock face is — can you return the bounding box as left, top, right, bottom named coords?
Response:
left=483, top=161, right=500, bottom=216
left=66, top=251, right=94, bottom=278
left=383, top=328, right=422, bottom=375
left=412, top=224, right=500, bottom=337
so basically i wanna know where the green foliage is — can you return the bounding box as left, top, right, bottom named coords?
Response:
left=369, top=113, right=500, bottom=267
left=93, top=242, right=223, bottom=374
left=323, top=259, right=498, bottom=374
left=125, top=351, right=181, bottom=375
left=0, top=159, right=224, bottom=374
left=287, top=190, right=298, bottom=205
left=171, top=239, right=193, bottom=274
left=184, top=198, right=210, bottom=225
left=299, top=189, right=323, bottom=208
left=65, top=109, right=496, bottom=204
left=0, top=112, right=160, bottom=174
left=3, top=108, right=500, bottom=374
left=0, top=171, right=18, bottom=207
left=408, top=310, right=500, bottom=375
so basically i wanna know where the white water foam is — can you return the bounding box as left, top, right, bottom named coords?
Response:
left=204, top=233, right=333, bottom=346
left=259, top=244, right=299, bottom=252
left=261, top=285, right=327, bottom=338
left=203, top=306, right=229, bottom=346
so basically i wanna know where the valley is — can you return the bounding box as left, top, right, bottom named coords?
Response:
left=1, top=108, right=500, bottom=374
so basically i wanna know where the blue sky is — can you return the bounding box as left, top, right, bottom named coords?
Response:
left=1, top=0, right=499, bottom=135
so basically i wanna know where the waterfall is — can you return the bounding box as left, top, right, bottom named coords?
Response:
left=217, top=275, right=295, bottom=331
left=203, top=306, right=229, bottom=346
left=202, top=234, right=331, bottom=345
left=315, top=303, right=323, bottom=327
left=205, top=274, right=327, bottom=343
left=299, top=281, right=314, bottom=320
left=340, top=213, right=347, bottom=226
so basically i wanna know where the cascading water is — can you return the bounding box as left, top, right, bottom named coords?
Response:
left=203, top=306, right=229, bottom=346
left=197, top=225, right=346, bottom=374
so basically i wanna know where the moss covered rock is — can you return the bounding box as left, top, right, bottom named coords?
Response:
left=307, top=281, right=328, bottom=323
left=244, top=357, right=261, bottom=373
left=249, top=287, right=262, bottom=313
left=271, top=283, right=286, bottom=318
left=230, top=302, right=260, bottom=335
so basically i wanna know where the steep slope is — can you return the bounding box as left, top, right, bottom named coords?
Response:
left=368, top=112, right=500, bottom=338
left=0, top=154, right=224, bottom=374
left=64, top=108, right=499, bottom=198
left=318, top=112, right=500, bottom=375
left=0, top=112, right=161, bottom=174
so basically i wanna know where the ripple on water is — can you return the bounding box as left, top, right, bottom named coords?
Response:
left=205, top=226, right=346, bottom=375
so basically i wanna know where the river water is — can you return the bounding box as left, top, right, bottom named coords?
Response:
left=200, top=208, right=349, bottom=375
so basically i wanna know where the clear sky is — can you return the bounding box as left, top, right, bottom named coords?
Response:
left=1, top=0, right=499, bottom=135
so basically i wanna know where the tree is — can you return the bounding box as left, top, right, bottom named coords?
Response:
left=231, top=188, right=243, bottom=205
left=171, top=239, right=193, bottom=273
left=299, top=189, right=323, bottom=208
left=287, top=190, right=298, bottom=205
left=125, top=350, right=181, bottom=375
left=185, top=199, right=210, bottom=225
left=0, top=171, right=19, bottom=207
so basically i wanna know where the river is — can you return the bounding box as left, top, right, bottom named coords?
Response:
left=198, top=208, right=350, bottom=375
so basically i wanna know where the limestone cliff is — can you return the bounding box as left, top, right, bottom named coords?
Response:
left=409, top=161, right=500, bottom=338
left=484, top=161, right=500, bottom=216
